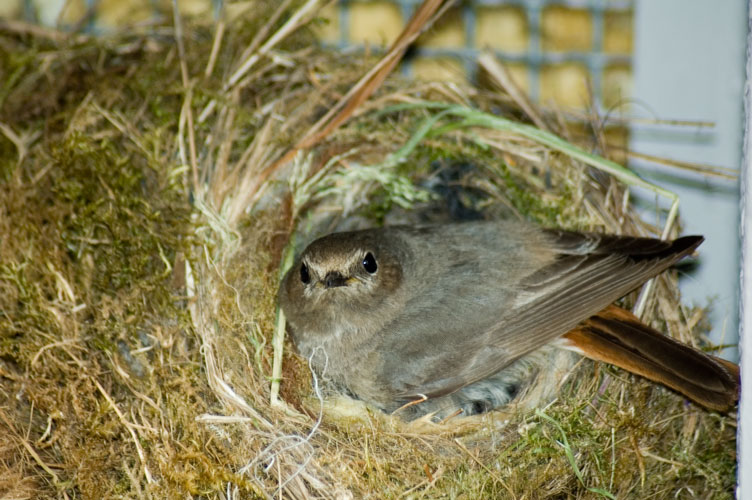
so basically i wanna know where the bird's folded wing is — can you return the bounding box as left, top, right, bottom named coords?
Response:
left=389, top=231, right=704, bottom=403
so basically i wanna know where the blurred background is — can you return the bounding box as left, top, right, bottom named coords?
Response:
left=2, top=0, right=745, bottom=359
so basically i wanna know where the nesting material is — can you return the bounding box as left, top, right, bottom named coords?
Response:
left=0, top=5, right=736, bottom=499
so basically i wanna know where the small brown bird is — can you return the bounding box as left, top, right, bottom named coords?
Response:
left=279, top=221, right=739, bottom=419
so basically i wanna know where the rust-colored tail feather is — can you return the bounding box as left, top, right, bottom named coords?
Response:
left=563, top=305, right=739, bottom=411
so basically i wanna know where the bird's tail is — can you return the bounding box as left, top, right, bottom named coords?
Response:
left=562, top=305, right=739, bottom=411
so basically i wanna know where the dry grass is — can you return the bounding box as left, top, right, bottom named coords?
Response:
left=0, top=3, right=736, bottom=498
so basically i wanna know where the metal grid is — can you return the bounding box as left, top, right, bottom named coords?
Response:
left=18, top=0, right=633, bottom=106
left=17, top=0, right=225, bottom=34
left=328, top=0, right=633, bottom=105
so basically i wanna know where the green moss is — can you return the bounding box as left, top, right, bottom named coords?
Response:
left=50, top=133, right=189, bottom=293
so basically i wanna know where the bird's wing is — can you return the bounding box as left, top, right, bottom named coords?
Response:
left=375, top=225, right=702, bottom=403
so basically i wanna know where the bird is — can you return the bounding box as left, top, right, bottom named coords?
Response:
left=278, top=220, right=739, bottom=420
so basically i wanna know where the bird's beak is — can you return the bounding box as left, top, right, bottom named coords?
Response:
left=324, top=271, right=347, bottom=288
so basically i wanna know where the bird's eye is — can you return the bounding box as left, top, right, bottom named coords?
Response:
left=362, top=252, right=377, bottom=273
left=300, top=263, right=310, bottom=284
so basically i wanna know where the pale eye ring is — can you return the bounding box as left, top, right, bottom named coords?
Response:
left=300, top=263, right=310, bottom=284
left=362, top=252, right=377, bottom=273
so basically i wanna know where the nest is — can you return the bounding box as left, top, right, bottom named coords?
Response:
left=0, top=3, right=736, bottom=498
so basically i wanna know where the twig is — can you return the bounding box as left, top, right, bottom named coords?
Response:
left=232, top=0, right=453, bottom=222
left=204, top=18, right=225, bottom=79
left=198, top=0, right=322, bottom=124
left=172, top=0, right=199, bottom=192
left=0, top=409, right=62, bottom=486
left=478, top=52, right=549, bottom=131
left=93, top=379, right=155, bottom=484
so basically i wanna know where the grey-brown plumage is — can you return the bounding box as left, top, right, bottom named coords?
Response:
left=278, top=220, right=738, bottom=418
